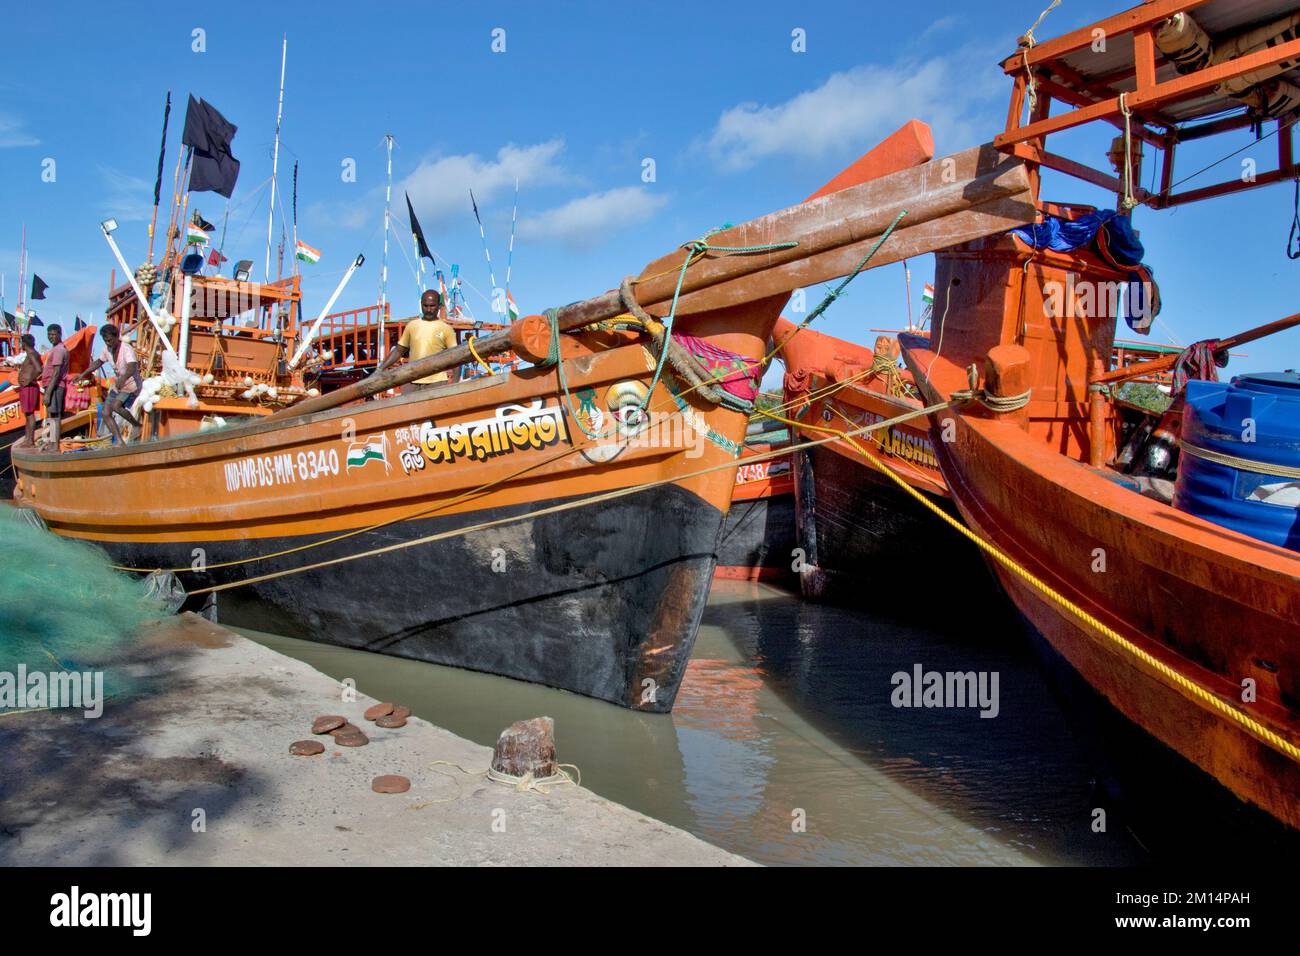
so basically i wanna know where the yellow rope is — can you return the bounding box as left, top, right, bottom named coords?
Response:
left=1177, top=440, right=1300, bottom=480
left=759, top=401, right=1300, bottom=766
left=466, top=335, right=493, bottom=376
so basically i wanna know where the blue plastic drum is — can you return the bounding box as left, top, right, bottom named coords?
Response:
left=1173, top=372, right=1300, bottom=552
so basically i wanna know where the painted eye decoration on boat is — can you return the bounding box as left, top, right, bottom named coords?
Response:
left=607, top=381, right=650, bottom=438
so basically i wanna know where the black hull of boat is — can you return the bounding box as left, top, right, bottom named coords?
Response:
left=793, top=444, right=970, bottom=602
left=715, top=492, right=796, bottom=580
left=101, top=483, right=724, bottom=712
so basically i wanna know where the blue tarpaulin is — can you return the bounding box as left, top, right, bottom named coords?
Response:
left=1010, top=210, right=1156, bottom=332
left=1011, top=209, right=1145, bottom=266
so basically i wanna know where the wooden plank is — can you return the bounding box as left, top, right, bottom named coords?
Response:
left=666, top=196, right=1037, bottom=316
left=633, top=145, right=1028, bottom=309
left=1133, top=27, right=1157, bottom=90
left=1162, top=165, right=1300, bottom=207
left=1008, top=143, right=1143, bottom=199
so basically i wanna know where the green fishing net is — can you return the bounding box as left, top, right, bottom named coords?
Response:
left=0, top=508, right=162, bottom=705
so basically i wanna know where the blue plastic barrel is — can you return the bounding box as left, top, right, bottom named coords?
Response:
left=1173, top=372, right=1300, bottom=551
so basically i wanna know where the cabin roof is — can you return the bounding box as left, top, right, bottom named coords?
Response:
left=1044, top=0, right=1300, bottom=125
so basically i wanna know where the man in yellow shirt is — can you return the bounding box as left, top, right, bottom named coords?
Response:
left=372, top=289, right=457, bottom=393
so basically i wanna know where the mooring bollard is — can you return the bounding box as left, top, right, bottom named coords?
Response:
left=491, top=717, right=558, bottom=781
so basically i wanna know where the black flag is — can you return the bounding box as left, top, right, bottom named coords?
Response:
left=405, top=192, right=433, bottom=262
left=193, top=212, right=215, bottom=232
left=2, top=311, right=16, bottom=330
left=74, top=316, right=86, bottom=331
left=30, top=274, right=48, bottom=300
left=182, top=95, right=241, bottom=199
left=26, top=313, right=42, bottom=327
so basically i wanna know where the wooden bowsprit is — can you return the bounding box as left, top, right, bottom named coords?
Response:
left=272, top=137, right=1035, bottom=422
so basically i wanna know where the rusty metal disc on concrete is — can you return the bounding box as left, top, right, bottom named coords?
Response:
left=371, top=774, right=411, bottom=794
left=289, top=739, right=326, bottom=756
left=389, top=705, right=411, bottom=720
left=375, top=714, right=407, bottom=729
left=312, top=715, right=346, bottom=735
left=364, top=702, right=395, bottom=721
left=335, top=732, right=369, bottom=747
left=329, top=723, right=362, bottom=737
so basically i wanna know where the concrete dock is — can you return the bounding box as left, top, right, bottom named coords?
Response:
left=0, top=614, right=752, bottom=866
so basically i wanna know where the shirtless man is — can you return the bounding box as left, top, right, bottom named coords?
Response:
left=16, top=333, right=42, bottom=446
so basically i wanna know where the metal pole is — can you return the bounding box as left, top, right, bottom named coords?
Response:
left=179, top=273, right=193, bottom=366
left=470, top=190, right=498, bottom=311
left=505, top=178, right=517, bottom=298
left=903, top=258, right=913, bottom=330
left=379, top=133, right=393, bottom=360
left=265, top=34, right=287, bottom=282
left=17, top=223, right=25, bottom=318
left=289, top=253, right=365, bottom=368
left=100, top=224, right=178, bottom=357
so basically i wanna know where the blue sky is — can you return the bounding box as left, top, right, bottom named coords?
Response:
left=2, top=0, right=1298, bottom=375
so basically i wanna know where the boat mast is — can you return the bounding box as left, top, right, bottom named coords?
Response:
left=902, top=259, right=913, bottom=331
left=505, top=178, right=517, bottom=305
left=470, top=190, right=499, bottom=313
left=292, top=160, right=299, bottom=278
left=265, top=34, right=287, bottom=282
left=379, top=133, right=394, bottom=359
left=16, top=224, right=25, bottom=320
left=147, top=92, right=172, bottom=264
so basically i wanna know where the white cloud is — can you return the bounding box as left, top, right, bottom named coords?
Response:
left=99, top=166, right=154, bottom=223
left=317, top=139, right=573, bottom=233
left=518, top=186, right=667, bottom=248
left=701, top=51, right=1002, bottom=172
left=0, top=112, right=38, bottom=148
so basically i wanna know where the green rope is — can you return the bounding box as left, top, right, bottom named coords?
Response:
left=543, top=225, right=801, bottom=437
left=795, top=209, right=908, bottom=330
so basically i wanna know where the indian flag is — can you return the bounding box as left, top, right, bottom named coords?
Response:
left=506, top=290, right=519, bottom=321
left=346, top=435, right=388, bottom=471
left=186, top=223, right=209, bottom=246
left=921, top=283, right=934, bottom=305
left=295, top=240, right=321, bottom=264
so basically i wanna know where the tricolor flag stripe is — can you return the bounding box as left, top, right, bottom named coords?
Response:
left=295, top=241, right=321, bottom=264
left=346, top=439, right=386, bottom=469
left=921, top=283, right=935, bottom=305
left=186, top=224, right=209, bottom=245
left=506, top=290, right=519, bottom=321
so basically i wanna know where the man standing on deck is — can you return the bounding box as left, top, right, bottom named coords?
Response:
left=40, top=323, right=68, bottom=449
left=78, top=324, right=143, bottom=444
left=370, top=289, right=456, bottom=394
left=17, top=333, right=43, bottom=446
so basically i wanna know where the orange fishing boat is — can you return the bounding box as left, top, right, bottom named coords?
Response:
left=13, top=105, right=1038, bottom=709
left=900, top=1, right=1300, bottom=825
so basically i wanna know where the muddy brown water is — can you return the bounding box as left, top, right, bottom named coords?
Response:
left=237, top=577, right=1299, bottom=867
